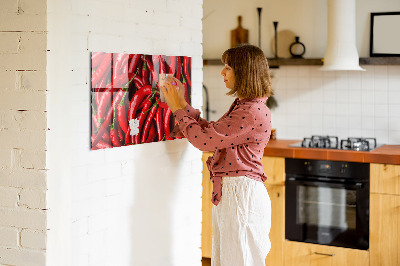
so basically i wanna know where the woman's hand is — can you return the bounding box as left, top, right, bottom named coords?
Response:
left=160, top=76, right=187, bottom=113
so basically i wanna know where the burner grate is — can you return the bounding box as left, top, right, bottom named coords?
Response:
left=340, top=137, right=377, bottom=151
left=301, top=135, right=339, bottom=149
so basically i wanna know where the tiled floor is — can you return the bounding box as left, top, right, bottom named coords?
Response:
left=202, top=257, right=211, bottom=266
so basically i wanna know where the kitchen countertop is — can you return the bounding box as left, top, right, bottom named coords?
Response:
left=264, top=139, right=400, bottom=165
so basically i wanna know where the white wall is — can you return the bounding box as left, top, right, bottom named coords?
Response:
left=46, top=0, right=203, bottom=266
left=203, top=0, right=400, bottom=58
left=0, top=0, right=48, bottom=265
left=203, top=0, right=400, bottom=145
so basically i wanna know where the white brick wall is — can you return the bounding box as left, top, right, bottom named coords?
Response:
left=0, top=0, right=48, bottom=265
left=46, top=1, right=203, bottom=266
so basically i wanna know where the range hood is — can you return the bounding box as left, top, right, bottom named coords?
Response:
left=320, top=0, right=365, bottom=71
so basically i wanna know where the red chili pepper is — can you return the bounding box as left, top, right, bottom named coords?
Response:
left=137, top=94, right=151, bottom=114
left=142, top=57, right=151, bottom=85
left=182, top=78, right=190, bottom=105
left=117, top=90, right=129, bottom=133
left=175, top=56, right=182, bottom=81
left=164, top=107, right=173, bottom=140
left=155, top=107, right=164, bottom=141
left=145, top=122, right=157, bottom=143
left=145, top=55, right=158, bottom=84
left=97, top=84, right=113, bottom=120
left=102, top=131, right=111, bottom=144
left=128, top=54, right=141, bottom=74
left=113, top=53, right=125, bottom=79
left=113, top=73, right=130, bottom=89
left=92, top=104, right=99, bottom=130
left=91, top=53, right=112, bottom=88
left=167, top=56, right=177, bottom=75
left=125, top=127, right=132, bottom=145
left=183, top=57, right=191, bottom=87
left=141, top=102, right=158, bottom=143
left=133, top=99, right=152, bottom=144
left=110, top=122, right=121, bottom=147
left=92, top=89, right=126, bottom=147
left=95, top=90, right=101, bottom=107
left=158, top=55, right=166, bottom=74
left=120, top=55, right=129, bottom=75
left=117, top=123, right=124, bottom=144
left=128, top=85, right=152, bottom=122
left=133, top=75, right=144, bottom=89
left=91, top=52, right=105, bottom=69
left=96, top=140, right=113, bottom=149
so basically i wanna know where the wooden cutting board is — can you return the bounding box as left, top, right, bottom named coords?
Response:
left=231, top=16, right=249, bottom=48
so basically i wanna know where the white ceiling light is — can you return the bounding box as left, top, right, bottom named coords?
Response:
left=320, top=0, right=365, bottom=71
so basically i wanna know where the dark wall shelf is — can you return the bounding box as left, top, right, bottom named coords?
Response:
left=359, top=57, right=400, bottom=65
left=203, top=57, right=400, bottom=67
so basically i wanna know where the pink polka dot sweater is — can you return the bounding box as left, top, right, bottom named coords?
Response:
left=171, top=97, right=272, bottom=206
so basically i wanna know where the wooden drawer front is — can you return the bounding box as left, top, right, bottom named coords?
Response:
left=284, top=241, right=369, bottom=266
left=262, top=156, right=285, bottom=185
left=370, top=163, right=400, bottom=195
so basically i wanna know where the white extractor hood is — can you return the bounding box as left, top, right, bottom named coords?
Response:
left=320, top=0, right=365, bottom=71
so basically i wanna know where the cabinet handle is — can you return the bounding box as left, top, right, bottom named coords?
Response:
left=314, top=252, right=335, bottom=257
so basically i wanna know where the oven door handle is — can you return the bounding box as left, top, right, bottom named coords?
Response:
left=286, top=177, right=364, bottom=189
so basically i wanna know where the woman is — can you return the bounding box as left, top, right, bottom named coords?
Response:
left=161, top=44, right=273, bottom=266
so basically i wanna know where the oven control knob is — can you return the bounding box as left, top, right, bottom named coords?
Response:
left=304, top=162, right=312, bottom=171
left=340, top=164, right=347, bottom=174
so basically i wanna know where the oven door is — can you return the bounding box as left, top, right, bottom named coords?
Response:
left=285, top=177, right=369, bottom=250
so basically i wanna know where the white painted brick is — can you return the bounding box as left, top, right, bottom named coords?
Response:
left=0, top=110, right=46, bottom=130
left=0, top=51, right=46, bottom=71
left=16, top=70, right=47, bottom=91
left=20, top=149, right=46, bottom=170
left=0, top=169, right=47, bottom=189
left=0, top=129, right=46, bottom=150
left=0, top=227, right=19, bottom=247
left=0, top=90, right=46, bottom=111
left=20, top=229, right=46, bottom=250
left=0, top=247, right=45, bottom=266
left=0, top=32, right=20, bottom=54
left=19, top=0, right=47, bottom=15
left=0, top=13, right=46, bottom=32
left=19, top=189, right=46, bottom=209
left=0, top=71, right=16, bottom=90
left=0, top=208, right=46, bottom=230
left=0, top=1, right=17, bottom=14
left=0, top=149, right=11, bottom=169
left=87, top=212, right=109, bottom=233
left=0, top=187, right=19, bottom=208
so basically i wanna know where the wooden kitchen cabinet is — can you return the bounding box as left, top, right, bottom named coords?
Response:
left=370, top=163, right=400, bottom=266
left=262, top=156, right=285, bottom=266
left=202, top=152, right=213, bottom=258
left=370, top=193, right=400, bottom=266
left=264, top=184, right=285, bottom=266
left=370, top=163, right=400, bottom=195
left=284, top=241, right=369, bottom=266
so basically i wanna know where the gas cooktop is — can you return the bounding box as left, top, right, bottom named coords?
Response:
left=289, top=135, right=383, bottom=151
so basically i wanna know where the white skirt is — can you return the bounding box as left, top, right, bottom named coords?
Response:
left=212, top=176, right=271, bottom=266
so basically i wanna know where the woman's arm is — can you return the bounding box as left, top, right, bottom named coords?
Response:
left=173, top=106, right=256, bottom=152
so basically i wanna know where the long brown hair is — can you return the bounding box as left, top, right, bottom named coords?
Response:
left=221, top=44, right=273, bottom=99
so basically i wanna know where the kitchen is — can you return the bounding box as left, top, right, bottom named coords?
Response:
left=202, top=0, right=400, bottom=265
left=0, top=0, right=399, bottom=265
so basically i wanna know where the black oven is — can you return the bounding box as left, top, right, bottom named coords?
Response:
left=285, top=158, right=369, bottom=250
